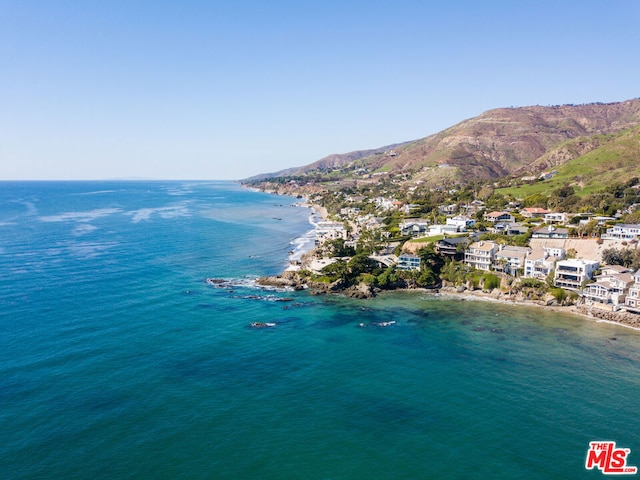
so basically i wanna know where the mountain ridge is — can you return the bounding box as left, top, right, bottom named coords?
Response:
left=245, top=98, right=640, bottom=187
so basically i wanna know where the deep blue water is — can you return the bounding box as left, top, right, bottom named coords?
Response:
left=1, top=181, right=639, bottom=479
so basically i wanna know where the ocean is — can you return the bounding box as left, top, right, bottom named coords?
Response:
left=1, top=180, right=639, bottom=480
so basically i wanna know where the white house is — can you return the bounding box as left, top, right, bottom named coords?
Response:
left=315, top=221, right=347, bottom=242
left=523, top=247, right=565, bottom=280
left=554, top=259, right=599, bottom=290
left=624, top=270, right=640, bottom=311
left=427, top=224, right=461, bottom=236
left=446, top=216, right=476, bottom=230
left=544, top=212, right=569, bottom=224
left=602, top=224, right=640, bottom=240
left=583, top=269, right=634, bottom=306
left=464, top=241, right=498, bottom=271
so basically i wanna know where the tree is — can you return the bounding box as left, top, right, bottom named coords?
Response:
left=417, top=243, right=445, bottom=275
left=601, top=248, right=624, bottom=266
left=326, top=238, right=355, bottom=258
left=376, top=267, right=401, bottom=289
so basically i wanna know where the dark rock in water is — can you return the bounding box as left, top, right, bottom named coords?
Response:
left=206, top=278, right=227, bottom=285
left=275, top=297, right=295, bottom=302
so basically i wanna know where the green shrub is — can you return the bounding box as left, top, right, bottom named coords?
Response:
left=550, top=287, right=567, bottom=303
left=483, top=273, right=500, bottom=290
left=520, top=278, right=545, bottom=289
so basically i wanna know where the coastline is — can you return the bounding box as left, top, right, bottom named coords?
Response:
left=253, top=187, right=640, bottom=333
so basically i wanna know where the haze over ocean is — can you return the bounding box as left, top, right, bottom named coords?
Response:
left=1, top=181, right=639, bottom=479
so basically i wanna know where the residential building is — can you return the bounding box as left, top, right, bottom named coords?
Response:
left=436, top=237, right=471, bottom=259
left=521, top=207, right=550, bottom=219
left=554, top=259, right=599, bottom=290
left=461, top=200, right=485, bottom=215
left=602, top=224, right=640, bottom=240
left=315, top=221, right=347, bottom=242
left=427, top=224, right=461, bottom=236
left=400, top=220, right=431, bottom=236
left=438, top=204, right=457, bottom=215
left=544, top=212, right=569, bottom=224
left=494, top=245, right=531, bottom=276
left=583, top=269, right=634, bottom=306
left=397, top=254, right=421, bottom=271
left=532, top=225, right=569, bottom=239
left=446, top=216, right=476, bottom=230
left=523, top=247, right=565, bottom=280
left=507, top=224, right=529, bottom=236
left=464, top=241, right=498, bottom=271
left=624, top=270, right=640, bottom=311
left=484, top=211, right=515, bottom=223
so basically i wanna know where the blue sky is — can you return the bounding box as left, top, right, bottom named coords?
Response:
left=1, top=1, right=638, bottom=180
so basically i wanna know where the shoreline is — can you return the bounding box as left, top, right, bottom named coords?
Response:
left=397, top=286, right=640, bottom=333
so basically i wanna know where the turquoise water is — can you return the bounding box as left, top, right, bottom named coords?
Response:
left=1, top=181, right=639, bottom=479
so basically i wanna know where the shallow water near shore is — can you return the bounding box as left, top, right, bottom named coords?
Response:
left=1, top=181, right=640, bottom=480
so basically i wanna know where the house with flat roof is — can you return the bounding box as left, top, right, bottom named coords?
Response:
left=397, top=254, right=421, bottom=271
left=602, top=224, right=640, bottom=240
left=484, top=211, right=515, bottom=223
left=544, top=212, right=569, bottom=224
left=532, top=225, right=569, bottom=239
left=315, top=221, right=347, bottom=242
left=554, top=259, right=599, bottom=290
left=435, top=236, right=471, bottom=259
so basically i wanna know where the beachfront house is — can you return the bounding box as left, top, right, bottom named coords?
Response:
left=397, top=254, right=421, bottom=271
left=464, top=241, right=498, bottom=271
left=523, top=247, right=565, bottom=280
left=493, top=245, right=530, bottom=276
left=315, top=221, right=347, bottom=243
left=583, top=269, right=634, bottom=306
left=624, top=270, right=640, bottom=311
left=553, top=259, right=599, bottom=291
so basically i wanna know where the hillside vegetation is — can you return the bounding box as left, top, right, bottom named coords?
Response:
left=497, top=125, right=640, bottom=198
left=246, top=99, right=640, bottom=192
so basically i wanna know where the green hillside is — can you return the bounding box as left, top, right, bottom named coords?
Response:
left=497, top=126, right=640, bottom=198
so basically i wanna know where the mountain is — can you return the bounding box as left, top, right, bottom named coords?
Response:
left=246, top=99, right=640, bottom=187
